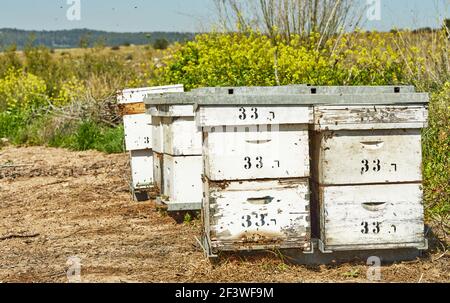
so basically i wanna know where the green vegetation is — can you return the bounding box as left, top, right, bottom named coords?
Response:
left=0, top=28, right=195, bottom=50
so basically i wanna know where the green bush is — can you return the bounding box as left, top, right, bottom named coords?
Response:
left=157, top=32, right=408, bottom=90
left=153, top=38, right=169, bottom=50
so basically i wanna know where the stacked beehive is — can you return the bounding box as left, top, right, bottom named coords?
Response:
left=118, top=85, right=184, bottom=201
left=309, top=86, right=429, bottom=253
left=146, top=97, right=203, bottom=211
left=141, top=85, right=429, bottom=261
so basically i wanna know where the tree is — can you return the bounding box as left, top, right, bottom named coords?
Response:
left=214, top=0, right=364, bottom=43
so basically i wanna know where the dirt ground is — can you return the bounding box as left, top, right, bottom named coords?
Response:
left=0, top=146, right=448, bottom=283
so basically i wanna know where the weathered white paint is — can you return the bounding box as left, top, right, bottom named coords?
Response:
left=313, top=105, right=428, bottom=131
left=206, top=179, right=311, bottom=251
left=204, top=125, right=310, bottom=181
left=123, top=114, right=152, bottom=151
left=150, top=104, right=195, bottom=118
left=149, top=104, right=202, bottom=156
left=130, top=150, right=154, bottom=190
left=118, top=85, right=184, bottom=104
left=312, top=129, right=423, bottom=185
left=119, top=85, right=184, bottom=193
left=162, top=154, right=203, bottom=206
left=152, top=152, right=164, bottom=194
left=197, top=105, right=313, bottom=127
left=318, top=183, right=425, bottom=251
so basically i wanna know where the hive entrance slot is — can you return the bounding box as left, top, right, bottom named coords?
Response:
left=247, top=196, right=274, bottom=205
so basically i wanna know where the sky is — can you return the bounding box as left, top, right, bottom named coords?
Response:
left=0, top=0, right=448, bottom=32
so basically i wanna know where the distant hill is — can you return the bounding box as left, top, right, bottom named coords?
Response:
left=0, top=28, right=196, bottom=50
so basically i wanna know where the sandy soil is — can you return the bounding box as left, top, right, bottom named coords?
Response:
left=0, top=146, right=448, bottom=283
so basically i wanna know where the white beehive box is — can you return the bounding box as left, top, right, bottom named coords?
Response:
left=130, top=150, right=154, bottom=190
left=204, top=179, right=311, bottom=253
left=204, top=124, right=309, bottom=181
left=118, top=85, right=184, bottom=201
left=311, top=93, right=429, bottom=253
left=161, top=154, right=203, bottom=211
left=199, top=105, right=313, bottom=181
left=123, top=114, right=152, bottom=151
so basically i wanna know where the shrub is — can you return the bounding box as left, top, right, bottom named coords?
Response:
left=0, top=68, right=47, bottom=112
left=157, top=32, right=409, bottom=90
left=423, top=82, right=450, bottom=219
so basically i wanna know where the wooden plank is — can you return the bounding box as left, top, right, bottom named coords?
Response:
left=314, top=105, right=428, bottom=130
left=119, top=102, right=146, bottom=116
left=145, top=93, right=430, bottom=107
left=162, top=154, right=203, bottom=206
left=118, top=85, right=184, bottom=104
left=152, top=152, right=164, bottom=194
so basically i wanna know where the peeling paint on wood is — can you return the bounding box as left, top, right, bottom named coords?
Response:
left=205, top=179, right=311, bottom=252
left=152, top=152, right=164, bottom=194
left=314, top=106, right=428, bottom=131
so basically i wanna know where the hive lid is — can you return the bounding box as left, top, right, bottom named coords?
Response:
left=144, top=86, right=429, bottom=108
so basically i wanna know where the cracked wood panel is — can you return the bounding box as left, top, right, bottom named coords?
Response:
left=197, top=105, right=313, bottom=127
left=311, top=129, right=423, bottom=185
left=206, top=179, right=311, bottom=252
left=204, top=125, right=310, bottom=181
left=314, top=106, right=428, bottom=131
left=319, top=183, right=425, bottom=251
